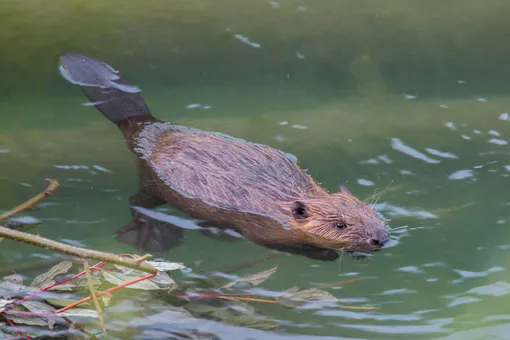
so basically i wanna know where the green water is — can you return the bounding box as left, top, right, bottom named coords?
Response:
left=2, top=1, right=510, bottom=339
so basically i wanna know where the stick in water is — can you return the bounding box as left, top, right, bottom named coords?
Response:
left=0, top=226, right=156, bottom=273
left=0, top=178, right=60, bottom=222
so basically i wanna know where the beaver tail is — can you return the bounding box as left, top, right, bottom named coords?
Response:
left=58, top=53, right=155, bottom=127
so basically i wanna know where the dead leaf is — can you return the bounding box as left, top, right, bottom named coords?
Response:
left=5, top=314, right=49, bottom=327
left=231, top=314, right=279, bottom=330
left=0, top=280, right=31, bottom=299
left=45, top=297, right=90, bottom=308
left=30, top=261, right=73, bottom=288
left=275, top=288, right=338, bottom=308
left=286, top=286, right=301, bottom=293
left=102, top=271, right=161, bottom=290
left=220, top=266, right=278, bottom=289
left=184, top=301, right=278, bottom=330
left=0, top=299, right=15, bottom=313
left=22, top=300, right=56, bottom=313
left=149, top=271, right=176, bottom=288
left=145, top=260, right=186, bottom=272
left=102, top=264, right=177, bottom=291
left=47, top=277, right=101, bottom=291
left=58, top=308, right=99, bottom=318
left=3, top=274, right=23, bottom=286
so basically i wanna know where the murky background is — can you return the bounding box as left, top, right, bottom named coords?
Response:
left=2, top=1, right=510, bottom=339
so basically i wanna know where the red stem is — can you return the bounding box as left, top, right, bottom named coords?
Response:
left=9, top=261, right=107, bottom=308
left=55, top=272, right=156, bottom=313
left=2, top=260, right=157, bottom=339
left=3, top=314, right=31, bottom=340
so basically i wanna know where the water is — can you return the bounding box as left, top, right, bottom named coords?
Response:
left=2, top=1, right=510, bottom=339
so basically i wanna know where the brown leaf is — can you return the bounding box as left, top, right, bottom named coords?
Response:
left=47, top=277, right=101, bottom=291
left=275, top=288, right=338, bottom=308
left=58, top=308, right=99, bottom=318
left=102, top=271, right=164, bottom=290
left=3, top=274, right=23, bottom=286
left=45, top=298, right=90, bottom=308
left=5, top=314, right=49, bottom=327
left=22, top=300, right=56, bottom=313
left=30, top=261, right=73, bottom=288
left=220, top=266, right=278, bottom=289
left=150, top=271, right=177, bottom=288
left=0, top=299, right=15, bottom=313
left=144, top=260, right=186, bottom=272
left=184, top=301, right=278, bottom=330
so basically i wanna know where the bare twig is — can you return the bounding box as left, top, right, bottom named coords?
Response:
left=0, top=178, right=60, bottom=222
left=134, top=254, right=152, bottom=263
left=0, top=226, right=156, bottom=273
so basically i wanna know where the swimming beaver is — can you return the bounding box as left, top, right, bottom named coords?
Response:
left=58, top=53, right=390, bottom=261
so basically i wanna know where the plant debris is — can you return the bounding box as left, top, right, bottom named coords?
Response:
left=220, top=266, right=278, bottom=289
left=0, top=178, right=380, bottom=339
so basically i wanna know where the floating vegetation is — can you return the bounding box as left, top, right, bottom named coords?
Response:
left=0, top=178, right=380, bottom=339
left=0, top=254, right=377, bottom=339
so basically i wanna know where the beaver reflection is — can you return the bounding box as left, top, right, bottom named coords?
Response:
left=58, top=53, right=390, bottom=261
left=114, top=207, right=242, bottom=253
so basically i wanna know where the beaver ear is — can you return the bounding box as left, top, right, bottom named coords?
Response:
left=339, top=185, right=351, bottom=195
left=291, top=201, right=309, bottom=219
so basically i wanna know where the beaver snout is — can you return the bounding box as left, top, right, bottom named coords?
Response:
left=367, top=229, right=390, bottom=247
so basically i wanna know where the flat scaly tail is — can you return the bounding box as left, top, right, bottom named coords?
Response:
left=58, top=53, right=154, bottom=125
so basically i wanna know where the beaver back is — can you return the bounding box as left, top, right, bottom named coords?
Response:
left=133, top=122, right=322, bottom=218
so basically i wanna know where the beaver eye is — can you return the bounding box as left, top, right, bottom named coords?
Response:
left=333, top=222, right=345, bottom=229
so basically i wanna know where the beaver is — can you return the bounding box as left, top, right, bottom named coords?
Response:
left=58, top=53, right=390, bottom=261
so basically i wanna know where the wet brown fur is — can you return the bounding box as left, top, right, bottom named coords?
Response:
left=116, top=118, right=388, bottom=257
left=61, top=53, right=389, bottom=260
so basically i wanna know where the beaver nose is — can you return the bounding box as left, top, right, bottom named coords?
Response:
left=368, top=238, right=383, bottom=246
left=368, top=230, right=390, bottom=247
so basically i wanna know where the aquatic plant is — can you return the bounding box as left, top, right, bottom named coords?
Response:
left=0, top=178, right=379, bottom=339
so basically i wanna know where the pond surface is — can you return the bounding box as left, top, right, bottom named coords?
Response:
left=2, top=1, right=510, bottom=339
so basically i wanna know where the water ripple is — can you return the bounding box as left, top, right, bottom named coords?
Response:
left=391, top=138, right=440, bottom=164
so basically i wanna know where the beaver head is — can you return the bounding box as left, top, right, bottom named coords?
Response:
left=286, top=185, right=389, bottom=254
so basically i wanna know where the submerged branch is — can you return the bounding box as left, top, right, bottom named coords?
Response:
left=0, top=178, right=60, bottom=222
left=0, top=225, right=156, bottom=274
